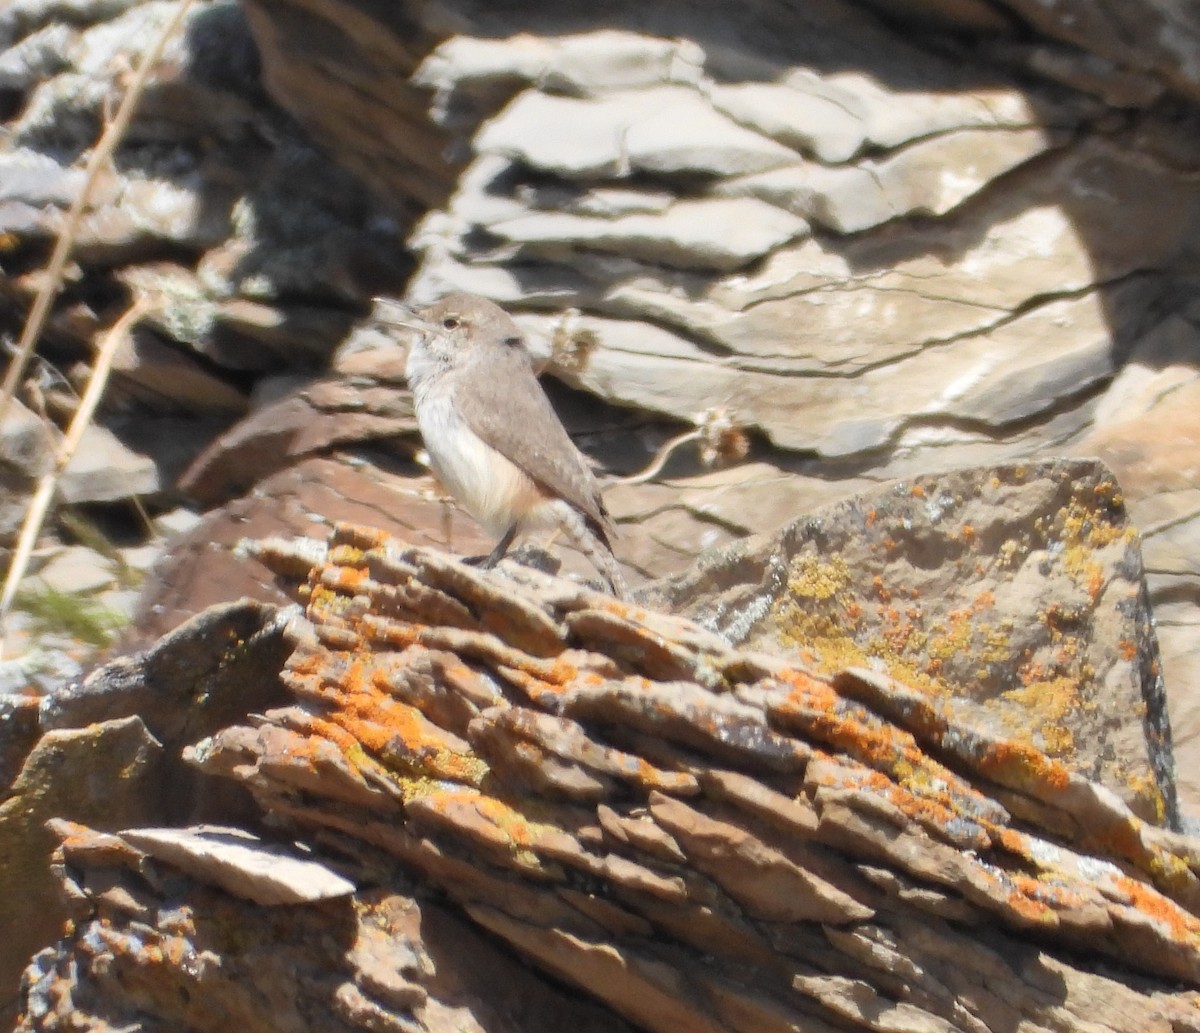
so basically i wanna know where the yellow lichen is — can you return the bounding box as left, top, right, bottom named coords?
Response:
left=788, top=553, right=851, bottom=602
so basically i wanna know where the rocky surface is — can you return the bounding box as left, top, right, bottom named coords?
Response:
left=0, top=599, right=292, bottom=1005
left=265, top=0, right=1200, bottom=820
left=4, top=0, right=1200, bottom=1018
left=5, top=0, right=1199, bottom=809
left=11, top=522, right=1200, bottom=1031
left=643, top=459, right=1176, bottom=827
left=1, top=0, right=1199, bottom=788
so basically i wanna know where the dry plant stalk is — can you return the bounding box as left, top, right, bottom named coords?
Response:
left=0, top=0, right=196, bottom=429
left=618, top=406, right=749, bottom=485
left=0, top=300, right=152, bottom=656
left=617, top=427, right=704, bottom=485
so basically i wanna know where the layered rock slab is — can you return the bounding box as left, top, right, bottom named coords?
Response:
left=19, top=514, right=1200, bottom=1031
left=644, top=457, right=1175, bottom=826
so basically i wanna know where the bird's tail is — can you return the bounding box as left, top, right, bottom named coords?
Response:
left=559, top=504, right=627, bottom=599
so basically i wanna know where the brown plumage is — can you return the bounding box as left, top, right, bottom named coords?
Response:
left=377, top=292, right=624, bottom=597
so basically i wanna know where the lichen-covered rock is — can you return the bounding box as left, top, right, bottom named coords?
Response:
left=0, top=717, right=164, bottom=1008
left=21, top=819, right=635, bottom=1033
left=643, top=458, right=1176, bottom=827
left=6, top=0, right=1200, bottom=825
left=21, top=517, right=1200, bottom=1031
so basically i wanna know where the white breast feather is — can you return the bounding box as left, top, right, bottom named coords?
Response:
left=417, top=387, right=546, bottom=536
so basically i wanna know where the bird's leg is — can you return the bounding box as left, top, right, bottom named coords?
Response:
left=463, top=524, right=518, bottom=568
left=481, top=524, right=518, bottom=568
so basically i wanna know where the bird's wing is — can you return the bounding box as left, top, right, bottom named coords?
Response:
left=453, top=343, right=614, bottom=538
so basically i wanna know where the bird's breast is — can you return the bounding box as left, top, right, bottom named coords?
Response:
left=416, top=386, right=546, bottom=536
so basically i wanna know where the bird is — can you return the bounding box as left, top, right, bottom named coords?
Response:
left=375, top=291, right=626, bottom=598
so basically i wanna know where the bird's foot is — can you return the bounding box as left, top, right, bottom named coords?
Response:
left=461, top=525, right=518, bottom=570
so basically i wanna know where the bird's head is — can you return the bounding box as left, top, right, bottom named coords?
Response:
left=375, top=292, right=525, bottom=380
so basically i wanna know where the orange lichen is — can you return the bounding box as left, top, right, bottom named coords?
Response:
left=992, top=825, right=1034, bottom=860
left=281, top=519, right=1188, bottom=946
left=774, top=671, right=997, bottom=833
left=496, top=665, right=568, bottom=707
left=1111, top=874, right=1200, bottom=943
left=911, top=484, right=926, bottom=499
left=413, top=787, right=556, bottom=869
left=332, top=524, right=392, bottom=550
left=295, top=650, right=491, bottom=787
left=975, top=739, right=1072, bottom=794
left=324, top=565, right=371, bottom=593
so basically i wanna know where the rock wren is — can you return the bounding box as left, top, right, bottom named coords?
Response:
left=376, top=292, right=626, bottom=598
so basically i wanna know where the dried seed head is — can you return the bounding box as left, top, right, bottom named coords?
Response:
left=697, top=407, right=750, bottom=468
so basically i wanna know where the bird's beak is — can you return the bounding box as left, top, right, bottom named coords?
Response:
left=372, top=297, right=425, bottom=332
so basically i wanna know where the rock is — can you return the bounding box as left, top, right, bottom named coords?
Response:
left=117, top=826, right=356, bottom=905
left=0, top=24, right=73, bottom=89
left=45, top=599, right=292, bottom=759
left=0, top=600, right=293, bottom=1010
left=0, top=692, right=41, bottom=790
left=497, top=276, right=1143, bottom=458
left=0, top=717, right=164, bottom=1007
left=22, top=821, right=636, bottom=1033
left=239, top=0, right=453, bottom=209
left=643, top=458, right=1176, bottom=826
left=415, top=30, right=704, bottom=104
left=96, top=587, right=140, bottom=623
left=1010, top=41, right=1166, bottom=108
left=33, top=598, right=294, bottom=832
left=2, top=0, right=409, bottom=404
left=705, top=79, right=873, bottom=163
left=18, top=516, right=1200, bottom=1029
left=993, top=0, right=1200, bottom=103
left=0, top=400, right=53, bottom=540
left=135, top=455, right=494, bottom=646
left=4, top=0, right=1200, bottom=850
left=604, top=460, right=877, bottom=580
left=0, top=620, right=89, bottom=696
left=0, top=399, right=52, bottom=479
left=58, top=423, right=160, bottom=505
left=177, top=354, right=418, bottom=508
left=0, top=149, right=85, bottom=206
left=779, top=68, right=1045, bottom=152
left=718, top=126, right=1059, bottom=233
left=109, top=324, right=251, bottom=417
left=415, top=117, right=1196, bottom=456
left=476, top=87, right=799, bottom=179
left=152, top=506, right=203, bottom=539
left=486, top=198, right=810, bottom=272
left=7, top=0, right=1200, bottom=1016
left=118, top=543, right=163, bottom=574
left=29, top=545, right=116, bottom=595
left=1075, top=373, right=1200, bottom=816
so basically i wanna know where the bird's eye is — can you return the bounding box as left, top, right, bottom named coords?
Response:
left=442, top=316, right=460, bottom=330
